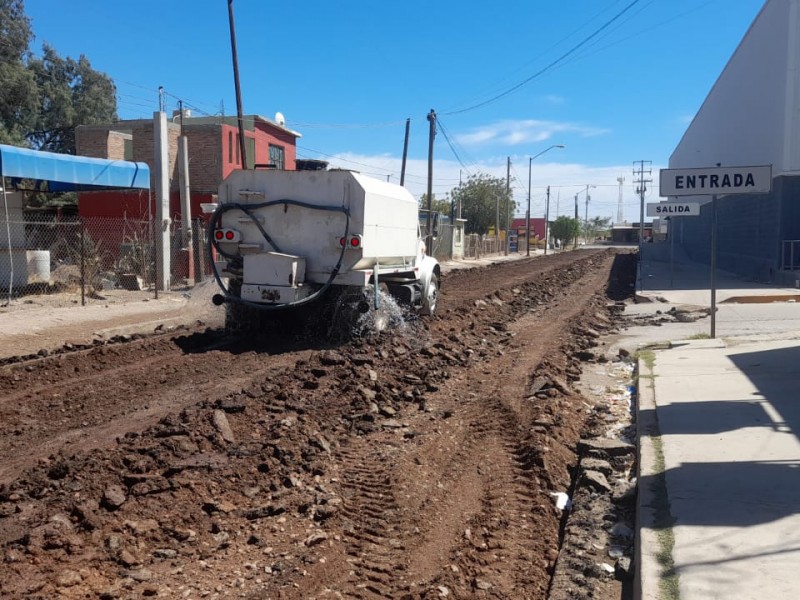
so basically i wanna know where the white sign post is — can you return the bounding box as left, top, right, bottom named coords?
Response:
left=659, top=165, right=773, bottom=338
left=647, top=203, right=701, bottom=288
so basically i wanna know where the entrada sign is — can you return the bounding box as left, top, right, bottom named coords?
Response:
left=646, top=202, right=700, bottom=217
left=659, top=165, right=772, bottom=196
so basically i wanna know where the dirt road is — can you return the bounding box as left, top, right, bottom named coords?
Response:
left=0, top=249, right=637, bottom=599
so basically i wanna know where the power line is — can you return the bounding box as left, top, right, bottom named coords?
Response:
left=442, top=0, right=643, bottom=116
left=563, top=0, right=714, bottom=68
left=441, top=1, right=628, bottom=115
left=435, top=119, right=476, bottom=179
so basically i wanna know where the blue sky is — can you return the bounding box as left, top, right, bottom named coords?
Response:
left=23, top=0, right=765, bottom=222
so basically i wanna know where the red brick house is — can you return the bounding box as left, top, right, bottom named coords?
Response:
left=510, top=217, right=546, bottom=241
left=75, top=113, right=301, bottom=221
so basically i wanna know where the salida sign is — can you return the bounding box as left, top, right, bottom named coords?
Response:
left=659, top=165, right=772, bottom=196
left=646, top=202, right=700, bottom=217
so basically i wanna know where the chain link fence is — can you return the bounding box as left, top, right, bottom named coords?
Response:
left=464, top=234, right=502, bottom=259
left=0, top=212, right=213, bottom=304
left=2, top=212, right=518, bottom=304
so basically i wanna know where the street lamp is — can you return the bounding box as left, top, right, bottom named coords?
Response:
left=527, top=144, right=565, bottom=256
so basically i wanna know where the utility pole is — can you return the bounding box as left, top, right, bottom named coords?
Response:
left=495, top=186, right=500, bottom=253
left=573, top=194, right=579, bottom=249
left=633, top=160, right=653, bottom=291
left=583, top=184, right=593, bottom=244
left=400, top=118, right=410, bottom=187
left=505, top=156, right=511, bottom=255
left=457, top=169, right=462, bottom=219
left=616, top=176, right=625, bottom=224
left=526, top=158, right=532, bottom=257
left=544, top=185, right=551, bottom=256
left=425, top=109, right=436, bottom=255
left=228, top=0, right=247, bottom=168
left=710, top=161, right=721, bottom=339
left=584, top=189, right=590, bottom=236
left=177, top=100, right=194, bottom=282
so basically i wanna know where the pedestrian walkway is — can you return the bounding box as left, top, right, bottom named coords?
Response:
left=622, top=256, right=800, bottom=600
left=440, top=248, right=538, bottom=273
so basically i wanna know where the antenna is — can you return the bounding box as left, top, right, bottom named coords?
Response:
left=275, top=112, right=286, bottom=126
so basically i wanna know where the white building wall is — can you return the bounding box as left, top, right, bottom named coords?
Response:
left=670, top=0, right=800, bottom=176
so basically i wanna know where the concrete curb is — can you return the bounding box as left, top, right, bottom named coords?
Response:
left=635, top=355, right=664, bottom=600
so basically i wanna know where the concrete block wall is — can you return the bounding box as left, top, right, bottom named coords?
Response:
left=675, top=177, right=800, bottom=283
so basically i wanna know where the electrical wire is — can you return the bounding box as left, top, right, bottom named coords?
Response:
left=442, top=0, right=643, bottom=116
left=435, top=120, right=475, bottom=179
left=563, top=0, right=714, bottom=68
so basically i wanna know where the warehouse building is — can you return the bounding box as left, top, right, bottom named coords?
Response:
left=667, top=0, right=800, bottom=283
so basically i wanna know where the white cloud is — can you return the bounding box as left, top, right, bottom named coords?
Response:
left=456, top=119, right=611, bottom=148
left=325, top=152, right=663, bottom=224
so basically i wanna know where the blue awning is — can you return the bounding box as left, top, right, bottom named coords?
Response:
left=0, top=144, right=150, bottom=192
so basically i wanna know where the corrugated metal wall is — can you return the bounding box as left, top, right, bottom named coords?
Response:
left=676, top=175, right=798, bottom=282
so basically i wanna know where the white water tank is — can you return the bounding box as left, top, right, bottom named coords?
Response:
left=27, top=250, right=51, bottom=283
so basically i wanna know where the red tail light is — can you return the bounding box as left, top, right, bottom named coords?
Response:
left=214, top=228, right=240, bottom=242
left=336, top=235, right=362, bottom=248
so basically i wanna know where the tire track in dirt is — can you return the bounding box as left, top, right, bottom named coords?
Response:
left=337, top=442, right=408, bottom=598
left=275, top=252, right=618, bottom=599
left=0, top=249, right=629, bottom=599
left=396, top=255, right=618, bottom=598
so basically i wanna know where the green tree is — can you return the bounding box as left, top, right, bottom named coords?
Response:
left=0, top=0, right=37, bottom=146
left=418, top=193, right=453, bottom=216
left=449, top=173, right=514, bottom=235
left=28, top=44, right=118, bottom=153
left=583, top=216, right=612, bottom=241
left=0, top=0, right=118, bottom=153
left=550, top=216, right=581, bottom=248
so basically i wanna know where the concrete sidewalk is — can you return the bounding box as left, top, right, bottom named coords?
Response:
left=626, top=257, right=800, bottom=600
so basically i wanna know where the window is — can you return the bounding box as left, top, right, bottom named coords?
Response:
left=228, top=131, right=233, bottom=163
left=269, top=144, right=285, bottom=170
left=235, top=134, right=240, bottom=165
